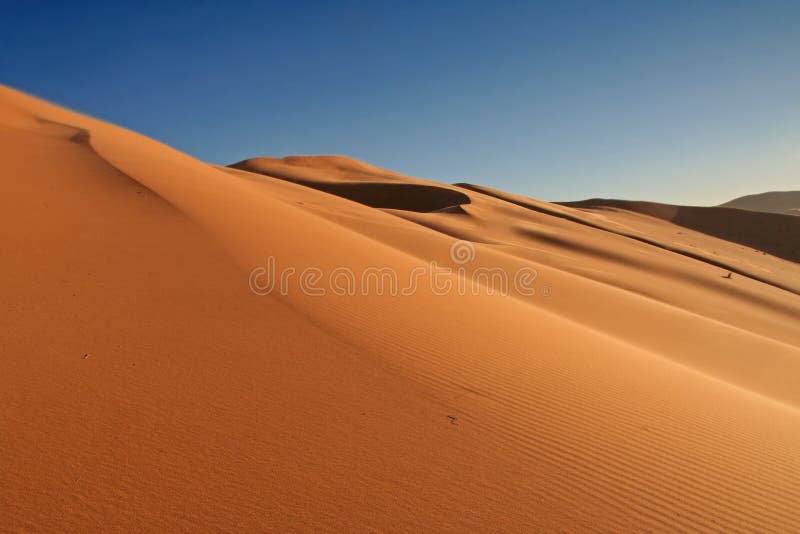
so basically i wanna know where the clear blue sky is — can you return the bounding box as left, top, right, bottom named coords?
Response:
left=2, top=1, right=798, bottom=204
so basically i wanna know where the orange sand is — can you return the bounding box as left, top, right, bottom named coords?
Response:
left=1, top=85, right=799, bottom=531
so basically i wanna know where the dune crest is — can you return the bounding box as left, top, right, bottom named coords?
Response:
left=2, top=84, right=800, bottom=532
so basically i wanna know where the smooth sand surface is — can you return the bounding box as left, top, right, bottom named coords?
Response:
left=2, top=85, right=800, bottom=532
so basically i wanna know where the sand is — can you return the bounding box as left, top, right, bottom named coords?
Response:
left=1, top=84, right=799, bottom=531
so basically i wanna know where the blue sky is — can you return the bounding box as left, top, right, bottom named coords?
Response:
left=2, top=1, right=798, bottom=204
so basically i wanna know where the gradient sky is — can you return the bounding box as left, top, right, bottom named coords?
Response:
left=2, top=1, right=798, bottom=204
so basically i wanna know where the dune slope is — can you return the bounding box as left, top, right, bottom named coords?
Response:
left=2, top=85, right=800, bottom=532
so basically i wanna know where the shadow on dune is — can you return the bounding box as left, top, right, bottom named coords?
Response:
left=562, top=199, right=800, bottom=264
left=304, top=181, right=470, bottom=212
left=229, top=160, right=470, bottom=213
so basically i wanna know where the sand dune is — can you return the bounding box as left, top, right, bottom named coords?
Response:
left=720, top=190, right=800, bottom=216
left=561, top=198, right=800, bottom=265
left=2, top=84, right=800, bottom=532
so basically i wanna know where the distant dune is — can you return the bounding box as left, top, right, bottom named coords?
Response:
left=560, top=198, right=800, bottom=264
left=2, top=84, right=800, bottom=532
left=720, top=190, right=800, bottom=216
